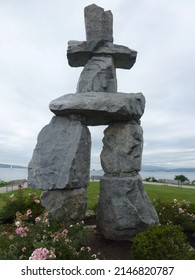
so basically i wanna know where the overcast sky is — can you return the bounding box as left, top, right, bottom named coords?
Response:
left=0, top=0, right=195, bottom=170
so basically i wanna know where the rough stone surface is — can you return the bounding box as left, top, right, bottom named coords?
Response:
left=84, top=4, right=113, bottom=50
left=76, top=55, right=117, bottom=93
left=67, top=40, right=137, bottom=69
left=101, top=121, right=143, bottom=175
left=41, top=188, right=87, bottom=224
left=28, top=116, right=91, bottom=190
left=28, top=4, right=152, bottom=241
left=49, top=92, right=145, bottom=125
left=97, top=175, right=159, bottom=241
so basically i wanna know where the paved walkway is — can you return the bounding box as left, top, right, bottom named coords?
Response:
left=143, top=181, right=195, bottom=190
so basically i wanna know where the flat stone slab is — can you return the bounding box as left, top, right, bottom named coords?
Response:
left=67, top=41, right=137, bottom=69
left=49, top=92, right=145, bottom=126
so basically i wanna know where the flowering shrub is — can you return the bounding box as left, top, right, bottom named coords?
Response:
left=153, top=199, right=195, bottom=233
left=0, top=189, right=44, bottom=224
left=0, top=209, right=95, bottom=260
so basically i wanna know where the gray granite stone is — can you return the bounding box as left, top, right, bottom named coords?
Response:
left=76, top=55, right=117, bottom=93
left=84, top=4, right=113, bottom=50
left=41, top=188, right=87, bottom=224
left=67, top=40, right=137, bottom=69
left=67, top=4, right=137, bottom=70
left=28, top=116, right=91, bottom=190
left=101, top=121, right=143, bottom=175
left=97, top=175, right=159, bottom=240
left=49, top=92, right=145, bottom=125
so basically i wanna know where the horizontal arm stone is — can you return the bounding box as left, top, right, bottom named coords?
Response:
left=67, top=40, right=137, bottom=69
left=49, top=92, right=145, bottom=126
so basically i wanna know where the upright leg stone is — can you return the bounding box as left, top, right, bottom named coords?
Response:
left=98, top=121, right=159, bottom=240
left=28, top=116, right=91, bottom=190
left=28, top=116, right=91, bottom=223
left=101, top=121, right=143, bottom=175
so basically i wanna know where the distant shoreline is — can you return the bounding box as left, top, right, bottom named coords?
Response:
left=0, top=164, right=27, bottom=169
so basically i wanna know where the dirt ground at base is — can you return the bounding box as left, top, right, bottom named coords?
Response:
left=84, top=215, right=195, bottom=260
left=87, top=228, right=134, bottom=260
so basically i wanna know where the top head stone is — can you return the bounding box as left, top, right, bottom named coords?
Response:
left=84, top=4, right=113, bottom=50
left=67, top=4, right=137, bottom=70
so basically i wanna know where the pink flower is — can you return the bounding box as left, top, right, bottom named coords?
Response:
left=26, top=209, right=32, bottom=216
left=29, top=248, right=49, bottom=260
left=15, top=226, right=28, bottom=237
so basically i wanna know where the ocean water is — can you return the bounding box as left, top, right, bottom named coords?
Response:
left=0, top=168, right=28, bottom=181
left=0, top=168, right=195, bottom=182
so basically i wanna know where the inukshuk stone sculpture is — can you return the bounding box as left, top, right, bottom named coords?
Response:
left=28, top=4, right=159, bottom=238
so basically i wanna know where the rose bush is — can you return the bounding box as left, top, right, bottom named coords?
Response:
left=0, top=209, right=96, bottom=260
left=0, top=189, right=44, bottom=224
left=153, top=199, right=195, bottom=233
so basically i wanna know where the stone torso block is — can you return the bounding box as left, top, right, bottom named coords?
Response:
left=76, top=55, right=117, bottom=93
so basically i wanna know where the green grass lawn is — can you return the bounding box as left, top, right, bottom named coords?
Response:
left=0, top=181, right=195, bottom=212
left=87, top=181, right=195, bottom=209
left=0, top=181, right=11, bottom=188
left=87, top=181, right=100, bottom=210
left=144, top=184, right=195, bottom=203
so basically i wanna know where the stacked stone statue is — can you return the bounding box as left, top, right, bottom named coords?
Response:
left=28, top=4, right=159, bottom=240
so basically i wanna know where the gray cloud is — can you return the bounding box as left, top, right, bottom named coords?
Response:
left=0, top=0, right=195, bottom=169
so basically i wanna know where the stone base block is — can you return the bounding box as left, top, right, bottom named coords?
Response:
left=97, top=175, right=159, bottom=240
left=41, top=188, right=87, bottom=224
